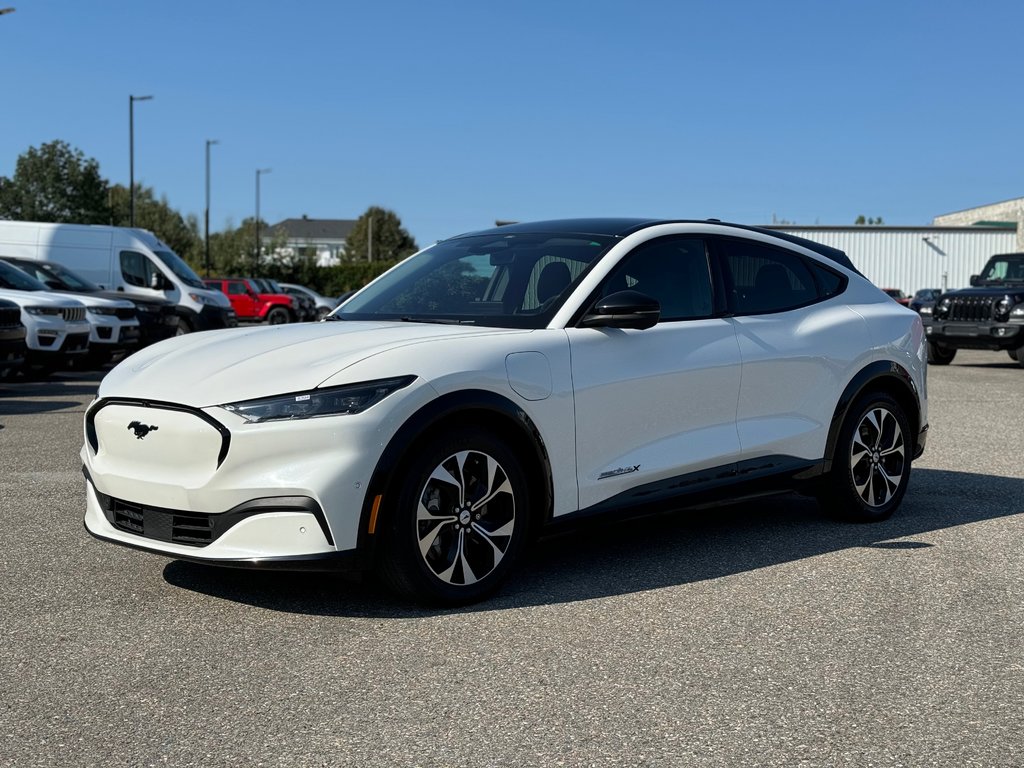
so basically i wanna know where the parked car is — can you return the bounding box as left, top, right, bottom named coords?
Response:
left=254, top=278, right=316, bottom=322
left=278, top=282, right=339, bottom=319
left=924, top=252, right=1024, bottom=366
left=0, top=259, right=139, bottom=366
left=83, top=218, right=928, bottom=606
left=0, top=269, right=91, bottom=372
left=0, top=297, right=27, bottom=378
left=881, top=288, right=911, bottom=306
left=203, top=278, right=296, bottom=324
left=1, top=257, right=177, bottom=352
left=908, top=288, right=942, bottom=314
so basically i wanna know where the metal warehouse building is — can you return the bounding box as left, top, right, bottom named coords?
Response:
left=766, top=225, right=1016, bottom=295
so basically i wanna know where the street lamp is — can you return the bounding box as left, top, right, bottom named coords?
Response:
left=129, top=94, right=154, bottom=227
left=255, top=168, right=272, bottom=272
left=204, top=139, right=219, bottom=276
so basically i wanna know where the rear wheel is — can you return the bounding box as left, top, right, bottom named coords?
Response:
left=820, top=392, right=911, bottom=522
left=927, top=341, right=956, bottom=365
left=378, top=427, right=530, bottom=606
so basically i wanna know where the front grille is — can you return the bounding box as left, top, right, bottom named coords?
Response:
left=945, top=296, right=995, bottom=322
left=0, top=307, right=20, bottom=328
left=61, top=306, right=86, bottom=323
left=107, top=496, right=214, bottom=546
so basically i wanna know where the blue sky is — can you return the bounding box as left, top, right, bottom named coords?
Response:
left=1, top=0, right=1021, bottom=248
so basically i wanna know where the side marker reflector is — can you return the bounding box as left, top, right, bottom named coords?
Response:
left=368, top=495, right=383, bottom=535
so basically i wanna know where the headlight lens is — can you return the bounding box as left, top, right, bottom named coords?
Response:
left=918, top=305, right=933, bottom=315
left=87, top=307, right=120, bottom=316
left=219, top=376, right=416, bottom=423
left=25, top=306, right=63, bottom=316
left=189, top=292, right=215, bottom=306
left=995, top=297, right=1013, bottom=321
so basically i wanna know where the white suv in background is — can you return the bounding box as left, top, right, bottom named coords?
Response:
left=0, top=259, right=139, bottom=366
left=0, top=287, right=90, bottom=370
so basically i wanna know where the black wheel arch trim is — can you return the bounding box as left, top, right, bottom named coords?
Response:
left=357, top=389, right=554, bottom=556
left=823, top=360, right=923, bottom=471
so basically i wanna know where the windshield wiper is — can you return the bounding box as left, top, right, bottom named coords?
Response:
left=399, top=316, right=474, bottom=325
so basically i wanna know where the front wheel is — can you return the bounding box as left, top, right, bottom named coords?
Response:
left=265, top=307, right=290, bottom=325
left=819, top=392, right=911, bottom=523
left=378, top=427, right=531, bottom=606
left=927, top=341, right=956, bottom=365
left=1013, top=348, right=1024, bottom=368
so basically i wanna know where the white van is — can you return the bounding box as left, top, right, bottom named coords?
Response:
left=0, top=221, right=236, bottom=334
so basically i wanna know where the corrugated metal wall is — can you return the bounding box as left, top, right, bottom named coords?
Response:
left=769, top=227, right=1017, bottom=294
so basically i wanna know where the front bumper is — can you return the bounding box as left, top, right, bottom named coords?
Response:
left=925, top=320, right=1023, bottom=350
left=83, top=475, right=364, bottom=570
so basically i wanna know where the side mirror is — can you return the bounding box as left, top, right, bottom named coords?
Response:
left=580, top=290, right=660, bottom=330
left=969, top=274, right=980, bottom=287
left=149, top=272, right=169, bottom=291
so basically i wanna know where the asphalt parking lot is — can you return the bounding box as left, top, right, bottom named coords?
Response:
left=1, top=350, right=1022, bottom=768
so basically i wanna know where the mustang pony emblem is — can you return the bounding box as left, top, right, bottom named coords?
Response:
left=127, top=421, right=159, bottom=440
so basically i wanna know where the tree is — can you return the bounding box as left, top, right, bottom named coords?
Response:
left=0, top=140, right=110, bottom=223
left=855, top=215, right=885, bottom=225
left=108, top=184, right=200, bottom=262
left=344, top=206, right=418, bottom=262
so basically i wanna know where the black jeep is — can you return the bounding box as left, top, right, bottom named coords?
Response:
left=924, top=252, right=1024, bottom=366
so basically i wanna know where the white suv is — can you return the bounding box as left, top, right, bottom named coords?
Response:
left=83, top=219, right=928, bottom=605
left=0, top=260, right=138, bottom=368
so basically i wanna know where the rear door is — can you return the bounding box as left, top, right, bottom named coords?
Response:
left=713, top=236, right=854, bottom=465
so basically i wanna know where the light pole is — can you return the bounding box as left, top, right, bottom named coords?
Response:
left=255, top=168, right=271, bottom=273
left=129, top=94, right=153, bottom=227
left=204, top=139, right=219, bottom=276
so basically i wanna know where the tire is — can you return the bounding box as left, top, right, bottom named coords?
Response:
left=819, top=392, right=912, bottom=523
left=266, top=307, right=290, bottom=325
left=175, top=317, right=191, bottom=336
left=1013, top=348, right=1024, bottom=368
left=927, top=341, right=956, bottom=365
left=378, top=427, right=531, bottom=606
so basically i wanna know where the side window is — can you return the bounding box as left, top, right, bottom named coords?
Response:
left=227, top=281, right=247, bottom=294
left=120, top=250, right=154, bottom=288
left=720, top=239, right=823, bottom=315
left=601, top=237, right=714, bottom=321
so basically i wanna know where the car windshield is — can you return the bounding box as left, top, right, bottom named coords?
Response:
left=154, top=249, right=206, bottom=289
left=25, top=261, right=101, bottom=292
left=978, top=256, right=1024, bottom=283
left=0, top=259, right=47, bottom=291
left=335, top=232, right=617, bottom=328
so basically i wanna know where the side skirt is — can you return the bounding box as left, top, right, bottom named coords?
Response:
left=548, top=455, right=825, bottom=532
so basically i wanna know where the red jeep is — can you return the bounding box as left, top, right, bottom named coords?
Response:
left=204, top=278, right=296, bottom=324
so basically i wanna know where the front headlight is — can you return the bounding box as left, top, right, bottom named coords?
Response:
left=918, top=305, right=933, bottom=315
left=219, top=376, right=416, bottom=423
left=1012, top=305, right=1024, bottom=318
left=87, top=307, right=120, bottom=316
left=25, top=306, right=63, bottom=316
left=189, top=292, right=216, bottom=306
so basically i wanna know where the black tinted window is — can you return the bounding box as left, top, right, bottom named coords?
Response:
left=720, top=239, right=827, bottom=314
left=601, top=237, right=713, bottom=321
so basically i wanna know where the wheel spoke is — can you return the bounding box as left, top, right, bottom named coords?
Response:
left=435, top=529, right=464, bottom=583
left=428, top=463, right=464, bottom=506
left=470, top=476, right=513, bottom=513
left=470, top=520, right=514, bottom=561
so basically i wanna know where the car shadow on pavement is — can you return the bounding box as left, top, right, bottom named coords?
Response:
left=161, top=467, right=1024, bottom=618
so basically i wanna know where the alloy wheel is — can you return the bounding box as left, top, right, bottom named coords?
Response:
left=416, top=449, right=517, bottom=586
left=849, top=406, right=906, bottom=507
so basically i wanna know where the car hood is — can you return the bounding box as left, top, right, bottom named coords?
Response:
left=0, top=288, right=86, bottom=309
left=98, top=320, right=526, bottom=407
